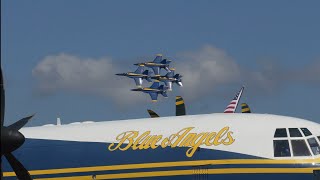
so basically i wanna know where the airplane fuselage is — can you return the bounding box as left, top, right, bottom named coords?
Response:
left=116, top=73, right=148, bottom=78
left=152, top=76, right=176, bottom=82
left=3, top=113, right=320, bottom=179
left=132, top=88, right=162, bottom=93
left=139, top=62, right=168, bottom=68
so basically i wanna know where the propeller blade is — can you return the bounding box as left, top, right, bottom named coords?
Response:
left=147, top=109, right=160, bottom=118
left=4, top=153, right=32, bottom=180
left=8, top=115, right=34, bottom=131
left=1, top=158, right=3, bottom=180
left=1, top=66, right=4, bottom=127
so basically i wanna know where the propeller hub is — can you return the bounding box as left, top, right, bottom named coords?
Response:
left=1, top=127, right=25, bottom=155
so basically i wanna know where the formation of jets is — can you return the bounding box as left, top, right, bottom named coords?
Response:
left=116, top=54, right=183, bottom=102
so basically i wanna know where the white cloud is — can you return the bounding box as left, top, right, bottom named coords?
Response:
left=32, top=47, right=320, bottom=105
left=176, top=45, right=241, bottom=99
left=32, top=53, right=145, bottom=105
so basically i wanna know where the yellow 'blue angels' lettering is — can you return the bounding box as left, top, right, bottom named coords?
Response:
left=108, top=127, right=235, bottom=157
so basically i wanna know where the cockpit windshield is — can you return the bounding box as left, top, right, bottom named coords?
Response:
left=273, top=128, right=320, bottom=157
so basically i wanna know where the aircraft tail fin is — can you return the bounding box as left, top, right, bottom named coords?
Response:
left=161, top=91, right=168, bottom=98
left=176, top=96, right=186, bottom=116
left=147, top=109, right=160, bottom=118
left=134, top=66, right=144, bottom=74
left=241, top=103, right=251, bottom=113
left=174, top=74, right=183, bottom=87
left=161, top=59, right=171, bottom=65
left=143, top=70, right=152, bottom=76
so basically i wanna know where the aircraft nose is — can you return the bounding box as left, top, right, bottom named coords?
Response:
left=115, top=73, right=124, bottom=76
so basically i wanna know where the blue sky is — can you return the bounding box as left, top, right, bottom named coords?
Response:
left=1, top=0, right=320, bottom=126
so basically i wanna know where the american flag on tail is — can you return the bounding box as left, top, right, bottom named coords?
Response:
left=224, top=86, right=244, bottom=113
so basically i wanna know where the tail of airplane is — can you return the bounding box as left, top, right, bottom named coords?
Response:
left=241, top=103, right=251, bottom=113
left=134, top=66, right=144, bottom=74
left=160, top=59, right=172, bottom=65
left=159, top=85, right=168, bottom=98
left=174, top=74, right=183, bottom=87
left=147, top=109, right=160, bottom=118
left=176, top=96, right=186, bottom=116
left=161, top=91, right=168, bottom=98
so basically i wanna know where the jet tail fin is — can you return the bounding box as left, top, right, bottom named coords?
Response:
left=176, top=96, right=186, bottom=116
left=161, top=59, right=171, bottom=65
left=174, top=74, right=181, bottom=79
left=161, top=91, right=168, bottom=98
left=143, top=70, right=152, bottom=76
left=241, top=103, right=251, bottom=113
left=147, top=109, right=160, bottom=118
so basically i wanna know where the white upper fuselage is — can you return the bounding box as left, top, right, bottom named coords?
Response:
left=21, top=113, right=320, bottom=160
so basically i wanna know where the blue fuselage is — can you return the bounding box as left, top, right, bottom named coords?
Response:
left=3, top=139, right=320, bottom=180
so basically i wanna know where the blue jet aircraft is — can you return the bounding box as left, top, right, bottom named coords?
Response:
left=134, top=54, right=171, bottom=75
left=115, top=66, right=152, bottom=87
left=131, top=82, right=168, bottom=102
left=151, top=68, right=183, bottom=91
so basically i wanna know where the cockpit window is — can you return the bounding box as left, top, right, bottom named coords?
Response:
left=307, top=138, right=320, bottom=155
left=273, top=140, right=291, bottom=157
left=300, top=128, right=312, bottom=137
left=289, top=128, right=302, bottom=137
left=274, top=128, right=287, bottom=138
left=291, top=140, right=311, bottom=156
left=318, top=136, right=320, bottom=142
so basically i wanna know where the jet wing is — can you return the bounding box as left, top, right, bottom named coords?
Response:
left=148, top=92, right=158, bottom=102
left=153, top=54, right=163, bottom=63
left=151, top=67, right=160, bottom=75
left=133, top=78, right=143, bottom=87
left=150, top=82, right=160, bottom=89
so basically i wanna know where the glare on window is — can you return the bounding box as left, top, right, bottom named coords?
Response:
left=307, top=138, right=320, bottom=155
left=301, top=128, right=312, bottom=137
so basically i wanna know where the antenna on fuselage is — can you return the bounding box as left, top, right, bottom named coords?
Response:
left=57, top=117, right=61, bottom=126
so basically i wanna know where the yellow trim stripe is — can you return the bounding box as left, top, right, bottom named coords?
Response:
left=176, top=101, right=184, bottom=106
left=4, top=158, right=320, bottom=177
left=176, top=96, right=182, bottom=99
left=35, top=168, right=320, bottom=180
